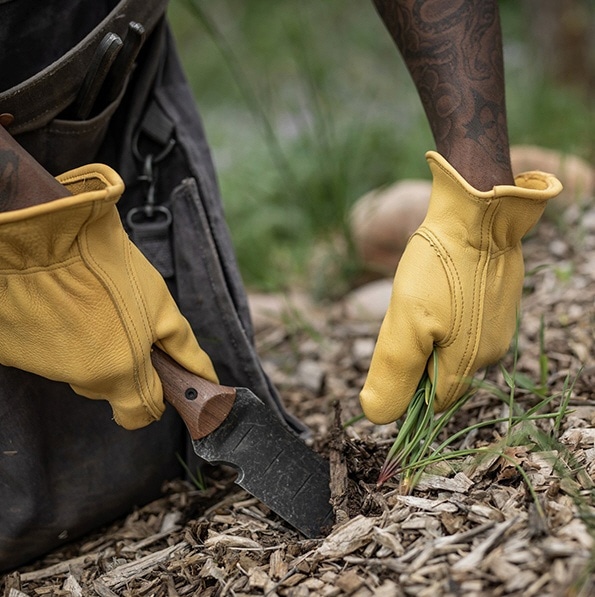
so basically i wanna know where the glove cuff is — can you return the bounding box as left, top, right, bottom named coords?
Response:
left=56, top=163, right=125, bottom=197
left=424, top=151, right=563, bottom=248
left=0, top=164, right=125, bottom=271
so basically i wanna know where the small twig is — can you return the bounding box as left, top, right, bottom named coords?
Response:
left=328, top=400, right=349, bottom=522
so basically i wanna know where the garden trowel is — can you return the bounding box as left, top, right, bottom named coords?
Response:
left=153, top=348, right=334, bottom=538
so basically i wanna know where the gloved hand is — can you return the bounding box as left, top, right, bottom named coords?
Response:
left=0, top=164, right=217, bottom=430
left=360, top=151, right=562, bottom=425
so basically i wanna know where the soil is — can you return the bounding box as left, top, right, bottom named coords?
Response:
left=2, top=205, right=595, bottom=597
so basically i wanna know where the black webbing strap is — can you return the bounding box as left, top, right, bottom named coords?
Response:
left=126, top=100, right=176, bottom=278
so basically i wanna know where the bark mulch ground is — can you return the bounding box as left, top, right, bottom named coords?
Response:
left=2, top=204, right=595, bottom=596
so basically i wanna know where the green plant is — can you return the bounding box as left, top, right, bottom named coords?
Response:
left=176, top=453, right=208, bottom=491
left=375, top=324, right=585, bottom=510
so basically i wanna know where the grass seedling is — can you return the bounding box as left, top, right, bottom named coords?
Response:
left=375, top=322, right=582, bottom=505
left=342, top=412, right=366, bottom=428
left=553, top=370, right=577, bottom=437
left=176, top=453, right=208, bottom=492
left=376, top=352, right=449, bottom=491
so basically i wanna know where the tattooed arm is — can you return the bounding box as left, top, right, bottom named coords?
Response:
left=372, top=0, right=514, bottom=190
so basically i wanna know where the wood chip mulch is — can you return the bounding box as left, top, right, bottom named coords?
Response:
left=2, top=205, right=594, bottom=597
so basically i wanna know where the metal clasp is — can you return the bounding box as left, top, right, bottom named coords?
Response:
left=130, top=134, right=176, bottom=220
left=126, top=115, right=177, bottom=278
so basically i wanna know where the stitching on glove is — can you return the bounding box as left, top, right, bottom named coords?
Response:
left=415, top=227, right=463, bottom=349
left=448, top=199, right=499, bottom=404
left=58, top=169, right=111, bottom=188
left=122, top=236, right=158, bottom=413
left=78, top=204, right=157, bottom=422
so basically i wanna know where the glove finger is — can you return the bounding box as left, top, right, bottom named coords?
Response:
left=152, top=291, right=219, bottom=384
left=70, top=373, right=164, bottom=430
left=157, top=331, right=218, bottom=383
left=125, top=241, right=219, bottom=385
left=360, top=302, right=434, bottom=425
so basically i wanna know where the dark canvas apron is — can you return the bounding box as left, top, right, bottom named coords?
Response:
left=0, top=0, right=304, bottom=571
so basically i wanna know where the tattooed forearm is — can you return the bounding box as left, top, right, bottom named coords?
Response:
left=0, top=149, right=19, bottom=210
left=372, top=0, right=514, bottom=189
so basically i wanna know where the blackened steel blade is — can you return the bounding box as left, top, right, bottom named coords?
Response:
left=192, top=388, right=334, bottom=538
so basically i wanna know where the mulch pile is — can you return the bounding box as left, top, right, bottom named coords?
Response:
left=2, top=204, right=594, bottom=596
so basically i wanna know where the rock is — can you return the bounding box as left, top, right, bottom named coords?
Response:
left=247, top=291, right=311, bottom=333
left=343, top=279, right=393, bottom=322
left=350, top=179, right=431, bottom=276
left=549, top=239, right=568, bottom=258
left=352, top=337, right=375, bottom=365
left=510, top=145, right=594, bottom=213
left=296, top=359, right=325, bottom=394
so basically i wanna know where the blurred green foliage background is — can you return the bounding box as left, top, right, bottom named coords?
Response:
left=167, top=0, right=594, bottom=295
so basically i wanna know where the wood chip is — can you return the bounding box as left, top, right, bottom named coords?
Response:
left=556, top=518, right=593, bottom=550
left=335, top=569, right=364, bottom=593
left=199, top=557, right=226, bottom=582
left=281, top=573, right=307, bottom=588
left=372, top=526, right=405, bottom=557
left=469, top=503, right=505, bottom=522
left=373, top=580, right=401, bottom=597
left=269, top=549, right=289, bottom=580
left=452, top=518, right=518, bottom=572
left=302, top=578, right=325, bottom=591
left=414, top=472, right=474, bottom=493
left=316, top=515, right=378, bottom=559
left=329, top=401, right=350, bottom=524
left=247, top=566, right=270, bottom=589
left=91, top=581, right=118, bottom=597
left=434, top=521, right=496, bottom=548
left=486, top=548, right=521, bottom=581
left=62, top=575, right=83, bottom=597
left=20, top=554, right=99, bottom=582
left=99, top=542, right=187, bottom=588
left=203, top=534, right=262, bottom=550
left=506, top=570, right=539, bottom=593
left=395, top=495, right=459, bottom=513
left=120, top=527, right=182, bottom=553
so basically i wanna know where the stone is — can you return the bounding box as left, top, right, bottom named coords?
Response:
left=343, top=279, right=393, bottom=322
left=510, top=145, right=594, bottom=213
left=247, top=291, right=311, bottom=333
left=350, top=179, right=431, bottom=275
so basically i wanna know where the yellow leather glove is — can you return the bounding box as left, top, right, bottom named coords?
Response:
left=360, top=151, right=562, bottom=425
left=0, top=164, right=217, bottom=430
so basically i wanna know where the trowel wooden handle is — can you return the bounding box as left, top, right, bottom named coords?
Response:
left=151, top=347, right=236, bottom=440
